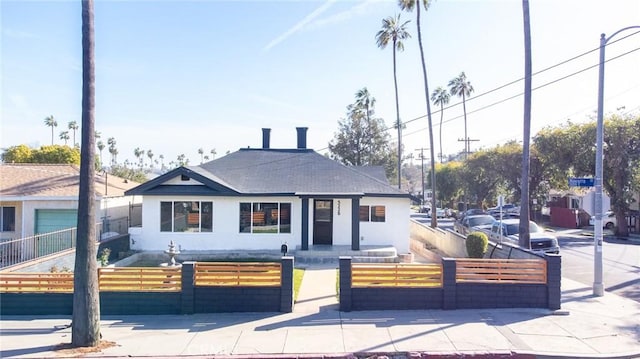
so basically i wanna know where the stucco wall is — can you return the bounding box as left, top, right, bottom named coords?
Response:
left=132, top=195, right=410, bottom=252
left=133, top=196, right=299, bottom=251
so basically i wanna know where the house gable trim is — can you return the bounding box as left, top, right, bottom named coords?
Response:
left=125, top=167, right=239, bottom=196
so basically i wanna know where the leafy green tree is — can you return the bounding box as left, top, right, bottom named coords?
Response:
left=2, top=145, right=33, bottom=163
left=68, top=121, right=79, bottom=147
left=432, top=161, right=463, bottom=208
left=431, top=86, right=450, bottom=163
left=376, top=14, right=410, bottom=189
left=462, top=149, right=501, bottom=208
left=109, top=164, right=147, bottom=183
left=329, top=88, right=396, bottom=181
left=533, top=115, right=640, bottom=236
left=34, top=145, right=81, bottom=164
left=398, top=0, right=437, bottom=227
left=73, top=0, right=100, bottom=347
left=44, top=115, right=57, bottom=145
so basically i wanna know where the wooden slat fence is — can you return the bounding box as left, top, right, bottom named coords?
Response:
left=194, top=262, right=281, bottom=286
left=0, top=272, right=74, bottom=293
left=98, top=267, right=182, bottom=292
left=351, top=263, right=442, bottom=288
left=456, top=259, right=546, bottom=284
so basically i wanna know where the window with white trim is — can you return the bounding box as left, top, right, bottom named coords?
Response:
left=1, top=206, right=15, bottom=232
left=359, top=205, right=386, bottom=222
left=160, top=201, right=213, bottom=232
left=239, top=202, right=291, bottom=234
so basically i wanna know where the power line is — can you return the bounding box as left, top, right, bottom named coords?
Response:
left=403, top=46, right=640, bottom=139
left=318, top=31, right=640, bottom=153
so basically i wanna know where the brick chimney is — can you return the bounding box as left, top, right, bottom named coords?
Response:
left=296, top=127, right=308, bottom=149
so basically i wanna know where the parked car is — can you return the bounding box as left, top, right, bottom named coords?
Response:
left=486, top=218, right=560, bottom=254
left=454, top=214, right=495, bottom=236
left=589, top=211, right=616, bottom=229
left=455, top=208, right=487, bottom=222
left=488, top=204, right=520, bottom=218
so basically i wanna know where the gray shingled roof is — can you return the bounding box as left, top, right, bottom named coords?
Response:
left=197, top=149, right=405, bottom=196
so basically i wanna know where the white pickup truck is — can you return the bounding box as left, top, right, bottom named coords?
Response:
left=484, top=218, right=560, bottom=254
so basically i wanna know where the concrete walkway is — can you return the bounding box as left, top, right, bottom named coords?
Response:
left=1, top=263, right=640, bottom=358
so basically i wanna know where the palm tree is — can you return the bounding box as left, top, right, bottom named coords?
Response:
left=431, top=86, right=450, bottom=163
left=59, top=131, right=70, bottom=145
left=448, top=72, right=474, bottom=156
left=97, top=140, right=105, bottom=166
left=210, top=149, right=216, bottom=159
left=519, top=0, right=532, bottom=248
left=134, top=147, right=144, bottom=168
left=159, top=154, right=165, bottom=171
left=44, top=115, right=57, bottom=145
left=198, top=148, right=204, bottom=164
left=68, top=121, right=79, bottom=147
left=73, top=0, right=100, bottom=347
left=376, top=14, right=410, bottom=189
left=147, top=150, right=154, bottom=168
left=448, top=72, right=473, bottom=211
left=354, top=87, right=376, bottom=161
left=107, top=137, right=116, bottom=165
left=398, top=0, right=437, bottom=227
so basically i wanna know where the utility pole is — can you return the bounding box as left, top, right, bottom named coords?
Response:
left=415, top=148, right=428, bottom=206
left=457, top=136, right=479, bottom=210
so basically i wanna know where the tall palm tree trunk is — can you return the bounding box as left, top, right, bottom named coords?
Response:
left=415, top=3, right=437, bottom=227
left=519, top=0, right=532, bottom=248
left=392, top=40, right=402, bottom=189
left=462, top=92, right=468, bottom=211
left=439, top=105, right=444, bottom=163
left=73, top=0, right=100, bottom=347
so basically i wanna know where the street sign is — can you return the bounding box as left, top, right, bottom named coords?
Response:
left=568, top=177, right=594, bottom=187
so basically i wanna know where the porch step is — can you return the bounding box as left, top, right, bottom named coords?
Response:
left=292, top=245, right=399, bottom=265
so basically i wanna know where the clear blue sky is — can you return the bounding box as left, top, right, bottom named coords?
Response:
left=2, top=0, right=639, bottom=167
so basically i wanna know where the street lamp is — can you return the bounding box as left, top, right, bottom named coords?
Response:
left=593, top=25, right=640, bottom=297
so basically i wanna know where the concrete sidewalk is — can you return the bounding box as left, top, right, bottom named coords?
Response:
left=1, top=264, right=639, bottom=358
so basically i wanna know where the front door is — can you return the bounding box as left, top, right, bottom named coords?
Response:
left=313, top=200, right=333, bottom=245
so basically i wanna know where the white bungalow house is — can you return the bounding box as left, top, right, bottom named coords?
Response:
left=0, top=163, right=141, bottom=242
left=125, top=128, right=411, bottom=254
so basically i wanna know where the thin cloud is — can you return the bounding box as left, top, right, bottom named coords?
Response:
left=2, top=29, right=39, bottom=40
left=306, top=0, right=378, bottom=30
left=263, top=0, right=336, bottom=52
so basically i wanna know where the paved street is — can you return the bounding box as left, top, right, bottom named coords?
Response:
left=555, top=228, right=640, bottom=303
left=412, top=213, right=640, bottom=303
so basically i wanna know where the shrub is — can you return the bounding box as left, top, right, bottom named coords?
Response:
left=466, top=231, right=488, bottom=258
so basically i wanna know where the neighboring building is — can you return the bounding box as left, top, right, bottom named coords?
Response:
left=125, top=128, right=412, bottom=253
left=0, top=163, right=141, bottom=241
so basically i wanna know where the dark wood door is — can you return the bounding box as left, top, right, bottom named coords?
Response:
left=313, top=200, right=333, bottom=245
